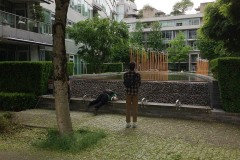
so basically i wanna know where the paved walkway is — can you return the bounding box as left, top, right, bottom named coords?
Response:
left=1, top=109, right=240, bottom=160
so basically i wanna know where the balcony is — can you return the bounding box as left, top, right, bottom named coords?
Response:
left=0, top=10, right=52, bottom=46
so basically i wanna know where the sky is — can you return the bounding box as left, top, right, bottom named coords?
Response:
left=134, top=0, right=215, bottom=14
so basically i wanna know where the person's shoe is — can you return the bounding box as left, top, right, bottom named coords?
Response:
left=126, top=123, right=131, bottom=128
left=132, top=122, right=137, bottom=128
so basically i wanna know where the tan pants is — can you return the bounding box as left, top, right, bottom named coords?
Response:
left=126, top=94, right=138, bottom=123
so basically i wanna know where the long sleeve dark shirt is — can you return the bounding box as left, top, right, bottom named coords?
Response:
left=123, top=71, right=141, bottom=95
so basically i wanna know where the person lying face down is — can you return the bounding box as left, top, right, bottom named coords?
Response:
left=87, top=89, right=118, bottom=115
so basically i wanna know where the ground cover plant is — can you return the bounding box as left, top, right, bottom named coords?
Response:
left=34, top=128, right=107, bottom=153
left=0, top=112, right=21, bottom=134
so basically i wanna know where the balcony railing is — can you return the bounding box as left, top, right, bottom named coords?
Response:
left=0, top=10, right=52, bottom=35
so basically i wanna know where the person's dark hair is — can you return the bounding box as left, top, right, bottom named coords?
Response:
left=129, top=62, right=136, bottom=71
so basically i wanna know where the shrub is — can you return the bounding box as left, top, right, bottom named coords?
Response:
left=0, top=61, right=74, bottom=96
left=0, top=112, right=18, bottom=134
left=87, top=63, right=123, bottom=73
left=0, top=115, right=10, bottom=133
left=217, top=57, right=240, bottom=112
left=0, top=92, right=36, bottom=111
left=34, top=128, right=107, bottom=152
left=0, top=61, right=73, bottom=110
left=210, top=58, right=219, bottom=79
left=0, top=62, right=52, bottom=96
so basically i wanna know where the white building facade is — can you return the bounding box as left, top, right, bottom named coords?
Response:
left=0, top=0, right=117, bottom=74
left=116, top=0, right=137, bottom=22
left=123, top=13, right=203, bottom=71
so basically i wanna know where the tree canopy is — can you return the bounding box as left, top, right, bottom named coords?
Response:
left=143, top=4, right=154, bottom=10
left=170, top=0, right=193, bottom=15
left=137, top=4, right=154, bottom=18
left=129, top=21, right=144, bottom=49
left=167, top=32, right=190, bottom=63
left=67, top=17, right=129, bottom=72
left=197, top=30, right=227, bottom=60
left=200, top=0, right=240, bottom=55
left=147, top=22, right=164, bottom=51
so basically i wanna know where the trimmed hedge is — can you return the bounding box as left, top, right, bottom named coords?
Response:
left=217, top=57, right=240, bottom=112
left=0, top=62, right=52, bottom=96
left=0, top=61, right=74, bottom=96
left=87, top=63, right=123, bottom=74
left=0, top=61, right=73, bottom=111
left=209, top=58, right=219, bottom=79
left=0, top=92, right=36, bottom=111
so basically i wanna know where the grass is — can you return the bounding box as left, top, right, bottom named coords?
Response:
left=34, top=128, right=107, bottom=153
left=0, top=112, right=21, bottom=134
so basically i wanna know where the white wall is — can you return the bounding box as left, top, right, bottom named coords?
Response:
left=41, top=1, right=86, bottom=23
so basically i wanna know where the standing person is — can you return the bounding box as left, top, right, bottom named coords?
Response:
left=87, top=89, right=118, bottom=115
left=123, top=62, right=141, bottom=128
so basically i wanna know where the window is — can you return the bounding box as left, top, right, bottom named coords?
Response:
left=176, top=22, right=182, bottom=26
left=189, top=19, right=200, bottom=25
left=188, top=30, right=196, bottom=39
left=161, top=21, right=174, bottom=27
left=162, top=31, right=172, bottom=40
left=188, top=41, right=198, bottom=50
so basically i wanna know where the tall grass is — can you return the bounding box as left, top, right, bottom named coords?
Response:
left=34, top=128, right=107, bottom=152
left=0, top=112, right=17, bottom=134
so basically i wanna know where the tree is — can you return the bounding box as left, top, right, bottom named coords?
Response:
left=112, top=42, right=130, bottom=63
left=138, top=4, right=154, bottom=18
left=200, top=0, right=240, bottom=55
left=167, top=32, right=191, bottom=70
left=67, top=17, right=129, bottom=73
left=170, top=0, right=193, bottom=15
left=129, top=21, right=144, bottom=49
left=147, top=21, right=164, bottom=51
left=143, top=4, right=154, bottom=10
left=196, top=29, right=227, bottom=60
left=53, top=0, right=73, bottom=135
left=31, top=3, right=45, bottom=22
left=138, top=9, right=143, bottom=18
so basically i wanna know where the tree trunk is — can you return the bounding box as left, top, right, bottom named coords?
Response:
left=53, top=0, right=72, bottom=135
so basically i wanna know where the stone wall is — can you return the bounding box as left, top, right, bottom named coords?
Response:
left=71, top=79, right=210, bottom=106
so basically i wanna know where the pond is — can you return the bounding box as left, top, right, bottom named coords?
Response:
left=74, top=71, right=209, bottom=82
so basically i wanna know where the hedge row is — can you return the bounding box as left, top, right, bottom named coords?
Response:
left=0, top=61, right=73, bottom=96
left=0, top=61, right=73, bottom=111
left=87, top=63, right=123, bottom=74
left=213, top=57, right=240, bottom=112
left=0, top=92, right=36, bottom=111
left=209, top=58, right=219, bottom=79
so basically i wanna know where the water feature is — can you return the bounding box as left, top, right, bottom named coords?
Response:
left=73, top=71, right=209, bottom=82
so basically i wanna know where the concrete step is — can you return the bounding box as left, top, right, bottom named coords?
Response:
left=37, top=95, right=212, bottom=114
left=36, top=95, right=240, bottom=125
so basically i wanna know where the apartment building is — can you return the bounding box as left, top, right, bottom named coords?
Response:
left=0, top=0, right=116, bottom=74
left=123, top=3, right=208, bottom=71
left=116, top=0, right=137, bottom=22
